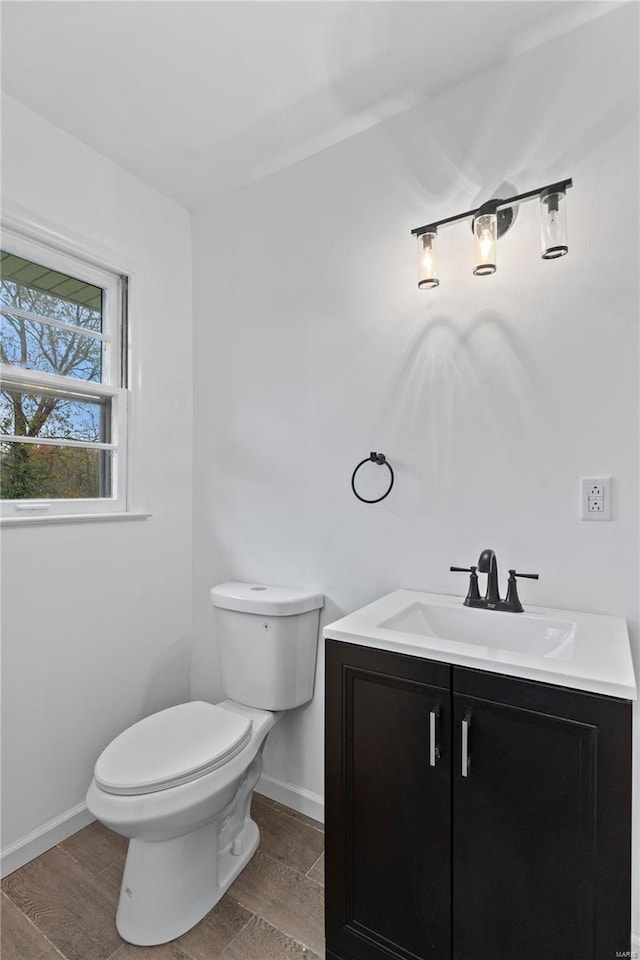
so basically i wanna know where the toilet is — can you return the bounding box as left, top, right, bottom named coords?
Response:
left=86, top=582, right=324, bottom=946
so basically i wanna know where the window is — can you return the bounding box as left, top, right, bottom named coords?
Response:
left=0, top=229, right=129, bottom=518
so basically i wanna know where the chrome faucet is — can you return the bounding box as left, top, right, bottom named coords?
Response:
left=450, top=549, right=539, bottom=613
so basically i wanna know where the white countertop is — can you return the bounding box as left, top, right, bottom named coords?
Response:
left=323, top=590, right=637, bottom=701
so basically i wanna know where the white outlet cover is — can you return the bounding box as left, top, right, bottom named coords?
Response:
left=580, top=477, right=612, bottom=520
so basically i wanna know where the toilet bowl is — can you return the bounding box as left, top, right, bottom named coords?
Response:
left=87, top=701, right=277, bottom=945
left=86, top=582, right=323, bottom=946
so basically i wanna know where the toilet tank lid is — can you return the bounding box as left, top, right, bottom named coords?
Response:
left=210, top=581, right=324, bottom=616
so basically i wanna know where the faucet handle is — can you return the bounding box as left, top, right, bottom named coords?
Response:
left=504, top=569, right=539, bottom=613
left=509, top=570, right=539, bottom=580
left=451, top=565, right=481, bottom=603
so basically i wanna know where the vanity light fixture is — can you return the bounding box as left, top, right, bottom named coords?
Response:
left=472, top=205, right=498, bottom=276
left=411, top=178, right=573, bottom=288
left=540, top=185, right=569, bottom=259
left=418, top=228, right=439, bottom=288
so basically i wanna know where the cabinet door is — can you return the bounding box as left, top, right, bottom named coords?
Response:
left=325, top=641, right=451, bottom=960
left=452, top=667, right=632, bottom=960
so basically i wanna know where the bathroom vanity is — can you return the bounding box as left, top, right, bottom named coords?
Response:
left=323, top=590, right=636, bottom=960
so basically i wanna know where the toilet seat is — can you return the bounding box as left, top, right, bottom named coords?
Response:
left=94, top=701, right=252, bottom=796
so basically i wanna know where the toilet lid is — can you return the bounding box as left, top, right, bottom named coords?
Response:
left=94, top=702, right=252, bottom=796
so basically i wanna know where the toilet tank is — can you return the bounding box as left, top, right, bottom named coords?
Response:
left=210, top=582, right=324, bottom=711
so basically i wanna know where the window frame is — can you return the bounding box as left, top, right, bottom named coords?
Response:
left=0, top=225, right=130, bottom=519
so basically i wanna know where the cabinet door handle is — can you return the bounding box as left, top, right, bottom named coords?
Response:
left=461, top=716, right=471, bottom=777
left=429, top=710, right=439, bottom=766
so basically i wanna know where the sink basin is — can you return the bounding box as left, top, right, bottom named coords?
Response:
left=380, top=601, right=575, bottom=659
left=323, top=589, right=637, bottom=700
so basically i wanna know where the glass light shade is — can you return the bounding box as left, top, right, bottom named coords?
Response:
left=473, top=213, right=497, bottom=276
left=418, top=231, right=439, bottom=289
left=540, top=189, right=568, bottom=259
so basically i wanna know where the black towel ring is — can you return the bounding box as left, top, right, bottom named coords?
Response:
left=351, top=452, right=395, bottom=504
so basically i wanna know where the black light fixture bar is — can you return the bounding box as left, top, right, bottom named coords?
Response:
left=411, top=178, right=573, bottom=238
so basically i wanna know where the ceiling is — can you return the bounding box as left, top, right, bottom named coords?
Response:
left=1, top=1, right=606, bottom=210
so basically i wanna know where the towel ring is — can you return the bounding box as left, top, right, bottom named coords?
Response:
left=351, top=452, right=395, bottom=504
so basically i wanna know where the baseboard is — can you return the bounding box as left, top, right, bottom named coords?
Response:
left=1, top=802, right=94, bottom=878
left=256, top=773, right=324, bottom=825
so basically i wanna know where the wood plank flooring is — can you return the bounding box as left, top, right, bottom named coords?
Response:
left=1, top=794, right=325, bottom=960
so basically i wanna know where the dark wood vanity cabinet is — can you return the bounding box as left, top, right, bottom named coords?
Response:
left=325, top=642, right=452, bottom=960
left=325, top=640, right=633, bottom=960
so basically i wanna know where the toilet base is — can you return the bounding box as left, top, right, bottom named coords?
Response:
left=115, top=816, right=260, bottom=946
left=87, top=710, right=275, bottom=947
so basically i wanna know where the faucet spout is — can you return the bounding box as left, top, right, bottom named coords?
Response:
left=477, top=549, right=500, bottom=604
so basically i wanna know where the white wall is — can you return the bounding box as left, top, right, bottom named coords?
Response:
left=0, top=95, right=193, bottom=869
left=191, top=2, right=639, bottom=934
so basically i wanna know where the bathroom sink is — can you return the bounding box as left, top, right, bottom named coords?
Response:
left=323, top=589, right=637, bottom=700
left=380, top=601, right=575, bottom=659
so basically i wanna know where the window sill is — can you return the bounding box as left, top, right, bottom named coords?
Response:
left=0, top=511, right=151, bottom=527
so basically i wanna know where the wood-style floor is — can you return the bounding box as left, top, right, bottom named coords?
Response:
left=1, top=794, right=325, bottom=960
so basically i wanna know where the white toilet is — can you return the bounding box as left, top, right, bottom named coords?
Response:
left=86, top=582, right=324, bottom=946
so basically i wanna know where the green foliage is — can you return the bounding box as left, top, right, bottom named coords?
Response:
left=0, top=444, right=46, bottom=499
left=0, top=443, right=103, bottom=500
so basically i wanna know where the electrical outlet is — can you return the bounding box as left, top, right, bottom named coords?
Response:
left=580, top=477, right=612, bottom=520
